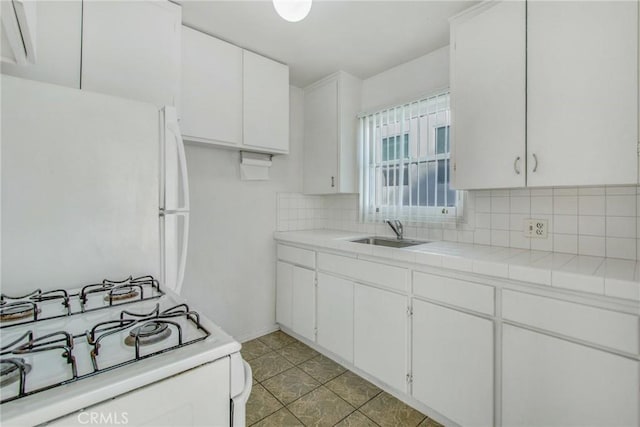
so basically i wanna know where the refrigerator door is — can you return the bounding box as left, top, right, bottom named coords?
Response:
left=161, top=106, right=189, bottom=213
left=161, top=211, right=189, bottom=294
left=161, top=106, right=190, bottom=294
left=1, top=76, right=160, bottom=293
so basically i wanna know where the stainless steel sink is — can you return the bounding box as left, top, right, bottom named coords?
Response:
left=350, top=237, right=429, bottom=248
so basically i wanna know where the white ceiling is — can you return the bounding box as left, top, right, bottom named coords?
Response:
left=180, top=1, right=477, bottom=88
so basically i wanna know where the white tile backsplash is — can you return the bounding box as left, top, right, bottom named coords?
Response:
left=491, top=213, right=509, bottom=230
left=606, top=195, right=636, bottom=217
left=606, top=237, right=636, bottom=259
left=531, top=196, right=553, bottom=214
left=553, top=196, right=578, bottom=215
left=475, top=213, right=491, bottom=229
left=606, top=216, right=636, bottom=238
left=491, top=196, right=510, bottom=213
left=530, top=188, right=553, bottom=196
left=578, top=235, right=606, bottom=257
left=578, top=186, right=606, bottom=196
left=553, top=188, right=579, bottom=196
left=276, top=185, right=640, bottom=260
left=578, top=216, right=605, bottom=236
left=578, top=195, right=606, bottom=216
left=553, top=215, right=578, bottom=235
left=554, top=234, right=578, bottom=254
left=510, top=196, right=530, bottom=214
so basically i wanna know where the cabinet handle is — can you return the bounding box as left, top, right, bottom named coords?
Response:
left=532, top=153, right=538, bottom=173
left=514, top=156, right=521, bottom=175
left=331, top=176, right=335, bottom=188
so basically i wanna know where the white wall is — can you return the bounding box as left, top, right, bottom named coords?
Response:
left=181, top=86, right=304, bottom=342
left=361, top=45, right=449, bottom=113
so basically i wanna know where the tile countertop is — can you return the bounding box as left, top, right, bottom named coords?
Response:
left=274, top=229, right=640, bottom=303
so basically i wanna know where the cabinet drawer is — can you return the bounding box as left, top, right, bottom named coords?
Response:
left=318, top=253, right=408, bottom=292
left=413, top=272, right=494, bottom=315
left=502, top=290, right=639, bottom=354
left=277, top=244, right=315, bottom=269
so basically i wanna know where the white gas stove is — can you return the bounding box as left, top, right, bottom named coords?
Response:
left=0, top=276, right=251, bottom=426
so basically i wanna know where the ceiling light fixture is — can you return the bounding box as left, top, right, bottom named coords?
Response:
left=272, top=0, right=312, bottom=23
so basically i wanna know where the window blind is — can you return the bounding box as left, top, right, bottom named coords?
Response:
left=359, top=91, right=460, bottom=223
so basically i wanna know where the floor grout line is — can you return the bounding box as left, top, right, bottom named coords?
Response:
left=247, top=331, right=432, bottom=427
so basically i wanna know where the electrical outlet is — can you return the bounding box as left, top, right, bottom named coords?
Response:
left=524, top=219, right=548, bottom=239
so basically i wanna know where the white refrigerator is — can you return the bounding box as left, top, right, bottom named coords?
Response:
left=1, top=75, right=189, bottom=295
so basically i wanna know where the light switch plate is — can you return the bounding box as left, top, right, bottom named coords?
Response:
left=524, top=219, right=548, bottom=239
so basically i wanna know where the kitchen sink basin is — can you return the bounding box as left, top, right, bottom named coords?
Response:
left=350, top=237, right=429, bottom=248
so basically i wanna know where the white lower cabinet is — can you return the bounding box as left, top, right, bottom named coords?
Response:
left=354, top=283, right=408, bottom=392
left=275, top=244, right=640, bottom=427
left=276, top=261, right=293, bottom=329
left=502, top=324, right=639, bottom=427
left=317, top=273, right=354, bottom=363
left=276, top=260, right=315, bottom=341
left=412, top=299, right=494, bottom=427
left=291, top=266, right=316, bottom=342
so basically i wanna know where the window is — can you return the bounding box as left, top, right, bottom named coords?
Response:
left=359, top=92, right=460, bottom=222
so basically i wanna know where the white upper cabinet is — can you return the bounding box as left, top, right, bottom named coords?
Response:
left=243, top=50, right=290, bottom=153
left=450, top=1, right=526, bottom=190
left=181, top=26, right=242, bottom=147
left=303, top=71, right=362, bottom=194
left=527, top=1, right=638, bottom=187
left=451, top=0, right=639, bottom=189
left=180, top=30, right=289, bottom=154
left=304, top=77, right=339, bottom=194
left=81, top=1, right=181, bottom=109
left=2, top=1, right=81, bottom=88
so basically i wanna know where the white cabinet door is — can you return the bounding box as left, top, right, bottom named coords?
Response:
left=354, top=284, right=407, bottom=392
left=181, top=26, right=242, bottom=146
left=1, top=1, right=81, bottom=88
left=450, top=1, right=526, bottom=190
left=291, top=266, right=315, bottom=342
left=527, top=1, right=638, bottom=187
left=412, top=300, right=493, bottom=427
left=243, top=50, right=289, bottom=153
left=502, top=325, right=639, bottom=427
left=317, top=273, right=354, bottom=363
left=304, top=77, right=339, bottom=194
left=276, top=261, right=293, bottom=329
left=81, top=1, right=181, bottom=109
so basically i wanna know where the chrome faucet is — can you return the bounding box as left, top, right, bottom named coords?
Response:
left=385, top=219, right=404, bottom=240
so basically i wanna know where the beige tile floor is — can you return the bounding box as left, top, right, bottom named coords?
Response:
left=242, top=330, right=444, bottom=427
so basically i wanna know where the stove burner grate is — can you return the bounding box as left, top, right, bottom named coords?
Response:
left=87, top=303, right=209, bottom=371
left=103, top=286, right=139, bottom=302
left=124, top=321, right=172, bottom=347
left=80, top=275, right=161, bottom=310
left=0, top=358, right=31, bottom=387
left=0, top=330, right=77, bottom=403
left=0, top=302, right=41, bottom=322
left=0, top=289, right=70, bottom=324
